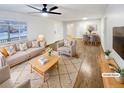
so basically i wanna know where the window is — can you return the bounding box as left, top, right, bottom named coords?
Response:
left=0, top=20, right=27, bottom=43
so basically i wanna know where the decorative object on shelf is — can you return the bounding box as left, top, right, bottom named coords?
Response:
left=46, top=48, right=53, bottom=56
left=104, top=50, right=111, bottom=59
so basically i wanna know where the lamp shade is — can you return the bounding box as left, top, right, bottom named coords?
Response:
left=37, top=35, right=45, bottom=42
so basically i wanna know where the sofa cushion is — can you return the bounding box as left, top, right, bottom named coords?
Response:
left=6, top=51, right=28, bottom=66
left=25, top=47, right=43, bottom=58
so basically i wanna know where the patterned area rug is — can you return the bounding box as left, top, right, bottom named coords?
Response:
left=10, top=55, right=82, bottom=88
left=10, top=39, right=83, bottom=88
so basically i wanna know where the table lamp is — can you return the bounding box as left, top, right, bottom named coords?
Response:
left=37, top=35, right=45, bottom=42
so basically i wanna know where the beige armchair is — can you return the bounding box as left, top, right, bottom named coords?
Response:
left=0, top=65, right=31, bottom=88
left=57, top=40, right=76, bottom=57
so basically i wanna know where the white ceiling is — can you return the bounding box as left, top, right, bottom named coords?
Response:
left=0, top=4, right=108, bottom=21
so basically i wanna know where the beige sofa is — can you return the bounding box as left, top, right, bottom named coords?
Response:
left=0, top=40, right=46, bottom=67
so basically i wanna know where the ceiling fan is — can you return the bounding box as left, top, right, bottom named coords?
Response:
left=27, top=4, right=62, bottom=16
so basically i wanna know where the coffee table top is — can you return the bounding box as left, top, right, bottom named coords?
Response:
left=29, top=51, right=60, bottom=73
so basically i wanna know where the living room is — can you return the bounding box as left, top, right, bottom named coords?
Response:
left=0, top=1, right=124, bottom=91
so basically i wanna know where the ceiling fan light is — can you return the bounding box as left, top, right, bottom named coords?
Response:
left=82, top=17, right=88, bottom=20
left=42, top=12, right=48, bottom=16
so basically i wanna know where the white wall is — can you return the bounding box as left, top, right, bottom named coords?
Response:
left=100, top=17, right=106, bottom=50
left=64, top=19, right=101, bottom=38
left=104, top=5, right=124, bottom=68
left=0, top=11, right=63, bottom=44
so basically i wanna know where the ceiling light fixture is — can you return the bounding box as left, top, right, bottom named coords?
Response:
left=42, top=12, right=48, bottom=17
left=82, top=17, right=88, bottom=20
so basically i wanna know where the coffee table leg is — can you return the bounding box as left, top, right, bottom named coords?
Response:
left=57, top=61, right=59, bottom=70
left=43, top=73, right=45, bottom=82
left=31, top=65, right=32, bottom=73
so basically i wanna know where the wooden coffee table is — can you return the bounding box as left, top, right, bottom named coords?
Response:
left=29, top=51, right=60, bottom=82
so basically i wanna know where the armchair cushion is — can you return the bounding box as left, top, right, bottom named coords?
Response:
left=57, top=47, right=71, bottom=53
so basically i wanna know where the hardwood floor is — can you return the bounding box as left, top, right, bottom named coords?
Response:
left=50, top=39, right=104, bottom=88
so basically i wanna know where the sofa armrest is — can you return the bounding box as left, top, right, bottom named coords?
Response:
left=0, top=65, right=10, bottom=84
left=57, top=41, right=64, bottom=49
left=69, top=41, right=76, bottom=56
left=0, top=53, right=7, bottom=68
left=16, top=79, right=31, bottom=88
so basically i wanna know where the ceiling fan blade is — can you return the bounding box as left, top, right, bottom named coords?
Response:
left=27, top=12, right=41, bottom=14
left=48, top=11, right=61, bottom=15
left=27, top=5, right=42, bottom=11
left=49, top=6, right=58, bottom=11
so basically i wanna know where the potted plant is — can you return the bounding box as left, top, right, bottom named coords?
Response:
left=46, top=48, right=53, bottom=56
left=115, top=69, right=124, bottom=83
left=104, top=50, right=111, bottom=59
left=109, top=63, right=124, bottom=83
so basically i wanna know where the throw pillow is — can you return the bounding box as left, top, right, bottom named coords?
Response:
left=64, top=40, right=72, bottom=47
left=32, top=41, right=39, bottom=48
left=19, top=43, right=28, bottom=51
left=5, top=45, right=16, bottom=56
left=39, top=41, right=45, bottom=48
left=27, top=41, right=32, bottom=48
left=15, top=43, right=20, bottom=51
left=0, top=48, right=9, bottom=57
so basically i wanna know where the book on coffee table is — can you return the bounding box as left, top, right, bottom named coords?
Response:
left=38, top=56, right=48, bottom=65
